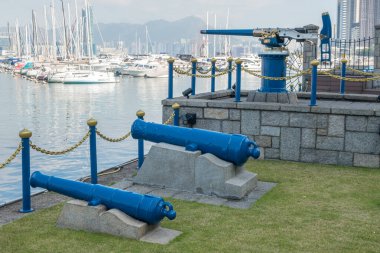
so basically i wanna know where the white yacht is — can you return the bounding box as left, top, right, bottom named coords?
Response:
left=63, top=71, right=119, bottom=84
left=124, top=60, right=168, bottom=78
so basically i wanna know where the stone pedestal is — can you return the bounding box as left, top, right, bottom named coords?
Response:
left=57, top=200, right=181, bottom=244
left=246, top=91, right=298, bottom=104
left=134, top=143, right=257, bottom=199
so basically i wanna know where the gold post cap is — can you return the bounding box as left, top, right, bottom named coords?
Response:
left=172, top=103, right=181, bottom=109
left=191, top=58, right=198, bottom=63
left=19, top=129, right=32, bottom=138
left=227, top=57, right=234, bottom=62
left=167, top=57, right=175, bottom=63
left=235, top=58, right=243, bottom=64
left=310, top=60, right=320, bottom=66
left=87, top=118, right=98, bottom=127
left=136, top=110, right=145, bottom=117
left=341, top=58, right=348, bottom=64
left=211, top=58, right=217, bottom=63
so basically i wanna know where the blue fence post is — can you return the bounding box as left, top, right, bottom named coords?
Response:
left=310, top=60, right=319, bottom=106
left=19, top=129, right=34, bottom=213
left=172, top=103, right=180, bottom=126
left=211, top=58, right=216, bottom=93
left=136, top=110, right=145, bottom=169
left=227, top=57, right=233, bottom=90
left=340, top=58, right=347, bottom=94
left=191, top=58, right=197, bottom=95
left=235, top=59, right=242, bottom=102
left=167, top=58, right=175, bottom=99
left=87, top=119, right=98, bottom=184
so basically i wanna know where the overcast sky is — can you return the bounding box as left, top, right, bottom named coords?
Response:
left=0, top=0, right=336, bottom=29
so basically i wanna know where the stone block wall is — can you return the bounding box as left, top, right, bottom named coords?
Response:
left=162, top=96, right=380, bottom=169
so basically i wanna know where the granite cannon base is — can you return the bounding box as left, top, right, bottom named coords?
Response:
left=57, top=200, right=181, bottom=244
left=134, top=143, right=258, bottom=199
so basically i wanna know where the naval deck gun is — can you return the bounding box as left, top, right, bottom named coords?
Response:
left=201, top=13, right=332, bottom=93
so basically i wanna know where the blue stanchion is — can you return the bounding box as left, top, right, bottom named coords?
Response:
left=340, top=58, right=347, bottom=94
left=235, top=59, right=242, bottom=102
left=191, top=58, right=197, bottom=96
left=168, top=58, right=174, bottom=99
left=136, top=110, right=145, bottom=169
left=19, top=129, right=33, bottom=213
left=228, top=57, right=233, bottom=90
left=172, top=103, right=180, bottom=126
left=310, top=60, right=319, bottom=106
left=211, top=58, right=216, bottom=93
left=87, top=119, right=98, bottom=184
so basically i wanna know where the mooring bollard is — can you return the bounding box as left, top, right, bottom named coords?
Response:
left=19, top=129, right=33, bottom=213
left=340, top=58, right=347, bottom=94
left=191, top=58, right=197, bottom=96
left=136, top=110, right=145, bottom=169
left=167, top=58, right=175, bottom=99
left=172, top=103, right=180, bottom=126
left=211, top=58, right=216, bottom=93
left=87, top=118, right=98, bottom=184
left=227, top=57, right=233, bottom=90
left=310, top=60, right=319, bottom=106
left=235, top=59, right=242, bottom=102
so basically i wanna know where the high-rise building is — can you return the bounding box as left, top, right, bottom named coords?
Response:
left=359, top=0, right=380, bottom=38
left=337, top=0, right=357, bottom=40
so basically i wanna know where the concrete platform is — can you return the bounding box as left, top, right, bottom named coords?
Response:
left=57, top=200, right=181, bottom=244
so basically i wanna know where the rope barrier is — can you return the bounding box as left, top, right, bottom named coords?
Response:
left=242, top=67, right=311, bottom=80
left=30, top=131, right=90, bottom=155
left=346, top=67, right=380, bottom=77
left=0, top=143, right=22, bottom=169
left=96, top=130, right=131, bottom=143
left=318, top=71, right=380, bottom=82
left=173, top=66, right=234, bottom=78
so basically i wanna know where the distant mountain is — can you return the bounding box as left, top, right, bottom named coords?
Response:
left=94, top=16, right=206, bottom=45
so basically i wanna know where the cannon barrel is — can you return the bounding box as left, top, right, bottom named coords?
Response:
left=30, top=171, right=176, bottom=225
left=201, top=29, right=254, bottom=37
left=131, top=119, right=260, bottom=166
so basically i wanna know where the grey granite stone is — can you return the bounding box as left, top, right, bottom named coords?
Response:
left=315, top=150, right=338, bottom=165
left=255, top=135, right=272, bottom=148
left=229, top=109, right=241, bottom=120
left=204, top=108, right=229, bottom=119
left=353, top=153, right=380, bottom=168
left=195, top=119, right=222, bottom=132
left=197, top=195, right=227, bottom=206
left=261, top=126, right=280, bottom=137
left=311, top=106, right=331, bottom=114
left=280, top=127, right=301, bottom=161
left=272, top=137, right=280, bottom=148
left=338, top=152, right=354, bottom=166
left=280, top=104, right=310, bottom=112
left=288, top=93, right=298, bottom=104
left=317, top=114, right=328, bottom=128
left=262, top=111, right=289, bottom=126
left=222, top=121, right=241, bottom=134
left=345, top=132, right=380, bottom=154
left=367, top=117, right=380, bottom=133
left=328, top=115, right=345, bottom=137
left=246, top=91, right=256, bottom=102
left=316, top=136, right=344, bottom=151
left=149, top=188, right=180, bottom=198
left=278, top=93, right=289, bottom=103
left=289, top=113, right=317, bottom=128
left=301, top=128, right=316, bottom=148
left=180, top=107, right=204, bottom=119
left=266, top=93, right=278, bottom=103
left=346, top=116, right=367, bottom=132
left=241, top=110, right=260, bottom=135
left=317, top=128, right=328, bottom=136
left=265, top=148, right=280, bottom=159
left=173, top=191, right=202, bottom=202
left=254, top=92, right=266, bottom=102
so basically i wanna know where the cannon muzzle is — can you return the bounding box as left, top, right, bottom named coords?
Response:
left=30, top=171, right=176, bottom=224
left=131, top=119, right=260, bottom=166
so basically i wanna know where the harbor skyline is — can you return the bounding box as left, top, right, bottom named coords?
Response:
left=0, top=0, right=336, bottom=29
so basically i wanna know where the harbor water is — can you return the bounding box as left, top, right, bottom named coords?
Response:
left=0, top=72, right=260, bottom=205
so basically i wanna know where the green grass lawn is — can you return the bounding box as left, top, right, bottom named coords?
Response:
left=1, top=160, right=379, bottom=253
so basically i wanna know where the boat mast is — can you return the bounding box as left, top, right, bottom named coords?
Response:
left=15, top=19, right=21, bottom=58
left=25, top=24, right=29, bottom=57
left=85, top=0, right=91, bottom=58
left=225, top=8, right=230, bottom=57
left=44, top=5, right=49, bottom=59
left=206, top=11, right=209, bottom=58
left=32, top=10, right=38, bottom=59
left=68, top=2, right=73, bottom=57
left=213, top=14, right=216, bottom=57
left=51, top=0, right=57, bottom=61
left=75, top=0, right=80, bottom=59
left=61, top=0, right=69, bottom=59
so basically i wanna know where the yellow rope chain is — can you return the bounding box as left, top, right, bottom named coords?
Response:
left=96, top=130, right=131, bottom=143
left=346, top=67, right=380, bottom=77
left=163, top=112, right=175, bottom=125
left=0, top=143, right=22, bottom=169
left=30, top=131, right=90, bottom=155
left=173, top=66, right=234, bottom=78
left=318, top=71, right=380, bottom=82
left=243, top=67, right=312, bottom=80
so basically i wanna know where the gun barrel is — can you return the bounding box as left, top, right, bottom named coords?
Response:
left=200, top=29, right=254, bottom=37
left=30, top=171, right=176, bottom=224
left=131, top=119, right=260, bottom=166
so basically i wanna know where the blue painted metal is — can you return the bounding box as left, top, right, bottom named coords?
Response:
left=137, top=114, right=144, bottom=169
left=211, top=60, right=216, bottom=93
left=89, top=125, right=98, bottom=184
left=191, top=60, right=197, bottom=95
left=174, top=108, right=180, bottom=126
left=259, top=51, right=289, bottom=93
left=131, top=119, right=260, bottom=166
left=235, top=61, right=242, bottom=102
left=168, top=61, right=174, bottom=99
left=320, top=13, right=332, bottom=62
left=227, top=59, right=233, bottom=90
left=340, top=60, right=347, bottom=94
left=310, top=63, right=318, bottom=106
left=20, top=137, right=33, bottom=213
left=30, top=171, right=176, bottom=224
left=201, top=29, right=253, bottom=36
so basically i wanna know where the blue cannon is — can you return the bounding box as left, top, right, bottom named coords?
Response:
left=131, top=119, right=260, bottom=166
left=30, top=171, right=176, bottom=225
